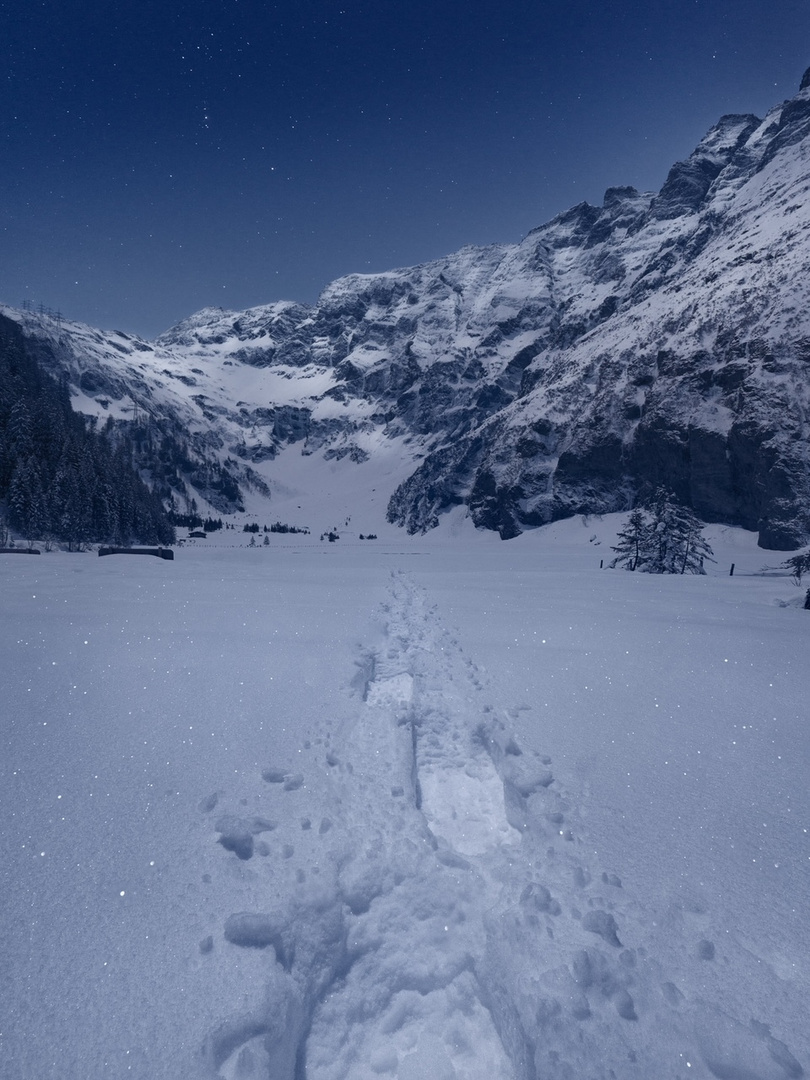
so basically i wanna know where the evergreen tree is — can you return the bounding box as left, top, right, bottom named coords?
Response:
left=53, top=461, right=82, bottom=550
left=7, top=400, right=34, bottom=458
left=8, top=457, right=48, bottom=542
left=7, top=461, right=31, bottom=533
left=675, top=510, right=716, bottom=575
left=611, top=492, right=715, bottom=575
left=646, top=490, right=714, bottom=575
left=780, top=548, right=810, bottom=584
left=610, top=508, right=651, bottom=571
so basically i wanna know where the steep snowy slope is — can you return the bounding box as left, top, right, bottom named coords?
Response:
left=4, top=69, right=810, bottom=546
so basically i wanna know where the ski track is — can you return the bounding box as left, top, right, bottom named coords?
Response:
left=197, top=571, right=804, bottom=1080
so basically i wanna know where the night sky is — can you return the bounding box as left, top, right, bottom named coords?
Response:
left=3, top=1, right=809, bottom=338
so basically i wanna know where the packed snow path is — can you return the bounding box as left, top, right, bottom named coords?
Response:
left=202, top=571, right=805, bottom=1080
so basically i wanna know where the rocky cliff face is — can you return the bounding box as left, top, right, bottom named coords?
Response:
left=384, top=92, right=810, bottom=548
left=5, top=71, right=810, bottom=547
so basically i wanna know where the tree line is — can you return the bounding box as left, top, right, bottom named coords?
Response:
left=0, top=315, right=174, bottom=548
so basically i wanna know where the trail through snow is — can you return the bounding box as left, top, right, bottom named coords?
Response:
left=203, top=570, right=804, bottom=1080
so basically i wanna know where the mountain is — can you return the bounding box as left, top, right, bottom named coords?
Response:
left=4, top=69, right=810, bottom=548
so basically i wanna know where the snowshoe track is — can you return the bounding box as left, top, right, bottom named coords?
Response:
left=201, top=571, right=805, bottom=1080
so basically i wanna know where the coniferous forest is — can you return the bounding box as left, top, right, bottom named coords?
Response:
left=0, top=315, right=174, bottom=548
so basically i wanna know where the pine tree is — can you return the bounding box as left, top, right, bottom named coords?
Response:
left=7, top=461, right=32, bottom=533
left=610, top=508, right=651, bottom=571
left=53, top=462, right=82, bottom=550
left=612, top=491, right=715, bottom=575
left=645, top=492, right=680, bottom=573
left=780, top=548, right=810, bottom=584
left=675, top=510, right=716, bottom=575
left=645, top=490, right=714, bottom=575
left=8, top=400, right=33, bottom=458
left=25, top=464, right=48, bottom=544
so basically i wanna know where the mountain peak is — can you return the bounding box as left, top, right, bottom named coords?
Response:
left=601, top=185, right=640, bottom=207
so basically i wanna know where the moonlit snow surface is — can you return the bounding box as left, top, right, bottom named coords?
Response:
left=1, top=518, right=808, bottom=1080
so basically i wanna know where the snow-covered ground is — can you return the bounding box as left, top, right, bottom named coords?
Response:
left=2, top=517, right=808, bottom=1080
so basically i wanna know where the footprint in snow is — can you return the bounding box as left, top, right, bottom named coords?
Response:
left=261, top=767, right=304, bottom=791
left=215, top=814, right=277, bottom=861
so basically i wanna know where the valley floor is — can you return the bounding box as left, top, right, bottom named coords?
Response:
left=1, top=518, right=808, bottom=1080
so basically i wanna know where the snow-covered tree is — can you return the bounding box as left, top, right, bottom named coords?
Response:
left=646, top=490, right=714, bottom=575
left=676, top=514, right=716, bottom=575
left=8, top=457, right=48, bottom=542
left=611, top=492, right=714, bottom=574
left=780, top=548, right=810, bottom=584
left=610, top=508, right=651, bottom=571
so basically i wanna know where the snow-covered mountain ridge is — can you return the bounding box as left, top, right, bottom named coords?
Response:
left=5, top=69, right=810, bottom=547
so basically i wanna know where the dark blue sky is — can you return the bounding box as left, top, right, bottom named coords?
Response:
left=2, top=0, right=809, bottom=338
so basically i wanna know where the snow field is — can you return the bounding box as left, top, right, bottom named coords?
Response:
left=1, top=517, right=808, bottom=1079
